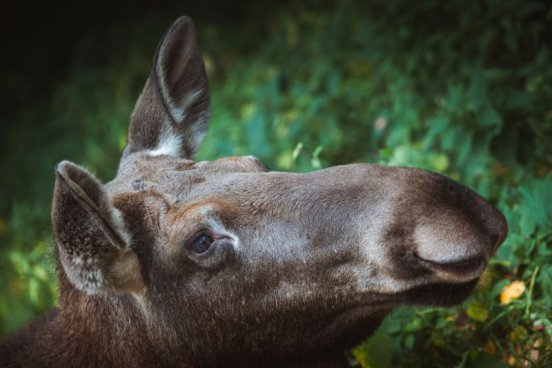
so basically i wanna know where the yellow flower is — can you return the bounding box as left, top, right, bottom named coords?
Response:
left=500, top=280, right=525, bottom=305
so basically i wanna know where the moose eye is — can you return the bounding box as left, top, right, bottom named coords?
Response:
left=189, top=233, right=214, bottom=254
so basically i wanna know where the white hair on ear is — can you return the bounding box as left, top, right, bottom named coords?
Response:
left=149, top=123, right=184, bottom=157
left=170, top=90, right=202, bottom=122
left=109, top=206, right=132, bottom=245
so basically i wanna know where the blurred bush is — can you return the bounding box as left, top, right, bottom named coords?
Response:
left=1, top=0, right=551, bottom=366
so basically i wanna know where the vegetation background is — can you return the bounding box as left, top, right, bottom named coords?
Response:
left=1, top=0, right=551, bottom=366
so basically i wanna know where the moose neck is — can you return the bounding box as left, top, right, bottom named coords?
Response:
left=55, top=264, right=381, bottom=368
left=0, top=275, right=161, bottom=366
left=52, top=268, right=162, bottom=366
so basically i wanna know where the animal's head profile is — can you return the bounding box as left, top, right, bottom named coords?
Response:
left=49, top=16, right=507, bottom=367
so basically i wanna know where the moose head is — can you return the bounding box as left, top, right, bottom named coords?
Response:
left=1, top=16, right=507, bottom=367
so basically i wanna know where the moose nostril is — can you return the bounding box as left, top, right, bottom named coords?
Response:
left=433, top=257, right=485, bottom=275
left=414, top=254, right=487, bottom=281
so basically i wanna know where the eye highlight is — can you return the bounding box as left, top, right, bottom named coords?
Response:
left=188, top=232, right=214, bottom=255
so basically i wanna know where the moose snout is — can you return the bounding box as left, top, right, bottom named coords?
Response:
left=410, top=175, right=508, bottom=283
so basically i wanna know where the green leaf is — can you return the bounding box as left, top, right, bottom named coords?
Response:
left=466, top=301, right=489, bottom=322
left=352, top=332, right=392, bottom=368
left=479, top=107, right=502, bottom=128
left=469, top=350, right=508, bottom=368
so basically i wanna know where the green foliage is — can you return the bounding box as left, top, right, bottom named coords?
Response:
left=1, top=0, right=551, bottom=366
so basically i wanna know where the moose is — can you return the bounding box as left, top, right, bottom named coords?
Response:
left=0, top=16, right=507, bottom=367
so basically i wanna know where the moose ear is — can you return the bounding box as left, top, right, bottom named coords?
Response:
left=125, top=16, right=210, bottom=159
left=52, top=161, right=144, bottom=295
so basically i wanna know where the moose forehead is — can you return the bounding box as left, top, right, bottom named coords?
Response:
left=109, top=151, right=481, bottom=230
left=111, top=154, right=269, bottom=201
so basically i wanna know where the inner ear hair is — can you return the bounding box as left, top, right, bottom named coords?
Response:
left=53, top=161, right=143, bottom=295
left=56, top=162, right=129, bottom=248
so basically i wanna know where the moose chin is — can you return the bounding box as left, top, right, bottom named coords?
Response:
left=0, top=16, right=507, bottom=368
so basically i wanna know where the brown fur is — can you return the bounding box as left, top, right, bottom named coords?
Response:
left=0, top=16, right=507, bottom=367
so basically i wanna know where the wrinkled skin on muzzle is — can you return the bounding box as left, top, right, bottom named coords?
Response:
left=0, top=16, right=507, bottom=368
